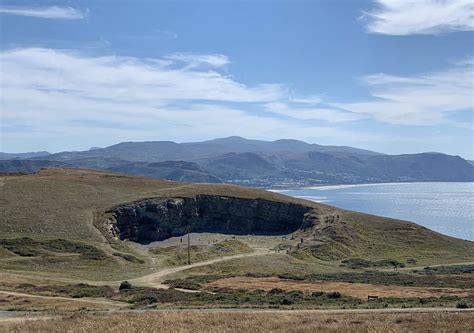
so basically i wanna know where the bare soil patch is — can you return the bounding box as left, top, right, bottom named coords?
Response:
left=207, top=277, right=474, bottom=299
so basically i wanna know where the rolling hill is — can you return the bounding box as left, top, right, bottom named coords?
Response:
left=1, top=137, right=473, bottom=186
left=1, top=168, right=473, bottom=282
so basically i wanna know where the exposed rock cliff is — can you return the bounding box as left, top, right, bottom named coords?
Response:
left=105, top=195, right=319, bottom=244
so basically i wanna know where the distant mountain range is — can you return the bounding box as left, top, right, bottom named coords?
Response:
left=0, top=151, right=51, bottom=160
left=1, top=137, right=473, bottom=187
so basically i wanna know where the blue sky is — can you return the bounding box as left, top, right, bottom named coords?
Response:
left=1, top=0, right=473, bottom=159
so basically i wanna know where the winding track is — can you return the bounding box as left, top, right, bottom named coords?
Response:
left=129, top=248, right=272, bottom=288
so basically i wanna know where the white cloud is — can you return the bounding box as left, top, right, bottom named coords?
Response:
left=363, top=0, right=474, bottom=35
left=1, top=48, right=283, bottom=104
left=2, top=47, right=470, bottom=153
left=337, top=60, right=474, bottom=125
left=3, top=48, right=379, bottom=151
left=0, top=6, right=86, bottom=20
left=154, top=30, right=178, bottom=40
left=166, top=53, right=230, bottom=68
left=264, top=102, right=365, bottom=123
left=289, top=95, right=323, bottom=105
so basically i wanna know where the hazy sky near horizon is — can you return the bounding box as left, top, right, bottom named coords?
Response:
left=1, top=0, right=473, bottom=158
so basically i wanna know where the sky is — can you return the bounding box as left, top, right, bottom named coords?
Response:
left=0, top=0, right=473, bottom=159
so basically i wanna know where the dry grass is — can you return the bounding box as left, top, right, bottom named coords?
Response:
left=1, top=168, right=474, bottom=290
left=1, top=310, right=473, bottom=332
left=0, top=168, right=321, bottom=280
left=207, top=277, right=474, bottom=299
left=0, top=293, right=114, bottom=311
left=149, top=239, right=252, bottom=266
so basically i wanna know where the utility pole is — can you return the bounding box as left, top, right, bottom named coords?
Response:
left=187, top=225, right=191, bottom=265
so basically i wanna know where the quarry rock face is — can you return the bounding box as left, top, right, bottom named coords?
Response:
left=106, top=195, right=315, bottom=243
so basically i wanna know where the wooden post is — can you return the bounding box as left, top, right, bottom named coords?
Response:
left=187, top=225, right=191, bottom=265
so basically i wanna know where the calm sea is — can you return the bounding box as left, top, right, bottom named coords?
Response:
left=274, top=182, right=474, bottom=241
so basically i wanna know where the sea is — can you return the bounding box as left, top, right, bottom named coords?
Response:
left=274, top=182, right=474, bottom=242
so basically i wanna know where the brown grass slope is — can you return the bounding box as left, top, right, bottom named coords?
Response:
left=2, top=311, right=474, bottom=333
left=0, top=168, right=473, bottom=280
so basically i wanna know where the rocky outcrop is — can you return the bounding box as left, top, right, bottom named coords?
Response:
left=105, top=195, right=318, bottom=244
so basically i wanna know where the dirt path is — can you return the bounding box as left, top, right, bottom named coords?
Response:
left=0, top=247, right=274, bottom=289
left=129, top=248, right=272, bottom=288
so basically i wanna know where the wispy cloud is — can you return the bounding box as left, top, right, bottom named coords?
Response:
left=1, top=48, right=282, bottom=103
left=264, top=102, right=365, bottom=123
left=289, top=95, right=323, bottom=105
left=154, top=30, right=178, bottom=40
left=166, top=53, right=230, bottom=67
left=0, top=6, right=86, bottom=20
left=0, top=48, right=379, bottom=151
left=337, top=60, right=474, bottom=125
left=363, top=0, right=474, bottom=35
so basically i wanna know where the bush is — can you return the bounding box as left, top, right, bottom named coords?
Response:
left=119, top=281, right=132, bottom=290
left=327, top=292, right=342, bottom=299
left=285, top=291, right=304, bottom=299
left=279, top=298, right=293, bottom=305
left=268, top=288, right=285, bottom=295
left=0, top=237, right=43, bottom=256
left=311, top=291, right=324, bottom=298
left=42, top=239, right=107, bottom=260
left=341, top=258, right=405, bottom=269
left=456, top=301, right=470, bottom=309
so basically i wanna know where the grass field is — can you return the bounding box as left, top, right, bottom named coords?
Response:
left=2, top=168, right=473, bottom=282
left=0, top=168, right=473, bottom=332
left=1, top=310, right=473, bottom=332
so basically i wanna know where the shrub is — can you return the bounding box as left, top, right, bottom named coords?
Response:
left=268, top=288, right=285, bottom=295
left=279, top=298, right=293, bottom=305
left=285, top=291, right=304, bottom=301
left=0, top=238, right=43, bottom=256
left=42, top=239, right=107, bottom=260
left=327, top=292, right=342, bottom=299
left=119, top=281, right=132, bottom=290
left=456, top=301, right=470, bottom=309
left=341, top=258, right=405, bottom=269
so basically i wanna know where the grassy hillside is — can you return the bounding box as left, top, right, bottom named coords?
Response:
left=0, top=168, right=473, bottom=282
left=0, top=168, right=314, bottom=241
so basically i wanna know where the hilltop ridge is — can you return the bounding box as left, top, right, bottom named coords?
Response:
left=1, top=137, right=473, bottom=187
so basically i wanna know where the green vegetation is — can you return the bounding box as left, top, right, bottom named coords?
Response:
left=340, top=258, right=406, bottom=269
left=280, top=271, right=474, bottom=289
left=119, top=281, right=132, bottom=290
left=166, top=268, right=474, bottom=290
left=113, top=252, right=145, bottom=264
left=456, top=301, right=470, bottom=309
left=1, top=168, right=474, bottom=314
left=2, top=277, right=473, bottom=310
left=416, top=264, right=474, bottom=275
left=104, top=285, right=474, bottom=310
left=5, top=282, right=115, bottom=299
left=0, top=237, right=107, bottom=260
